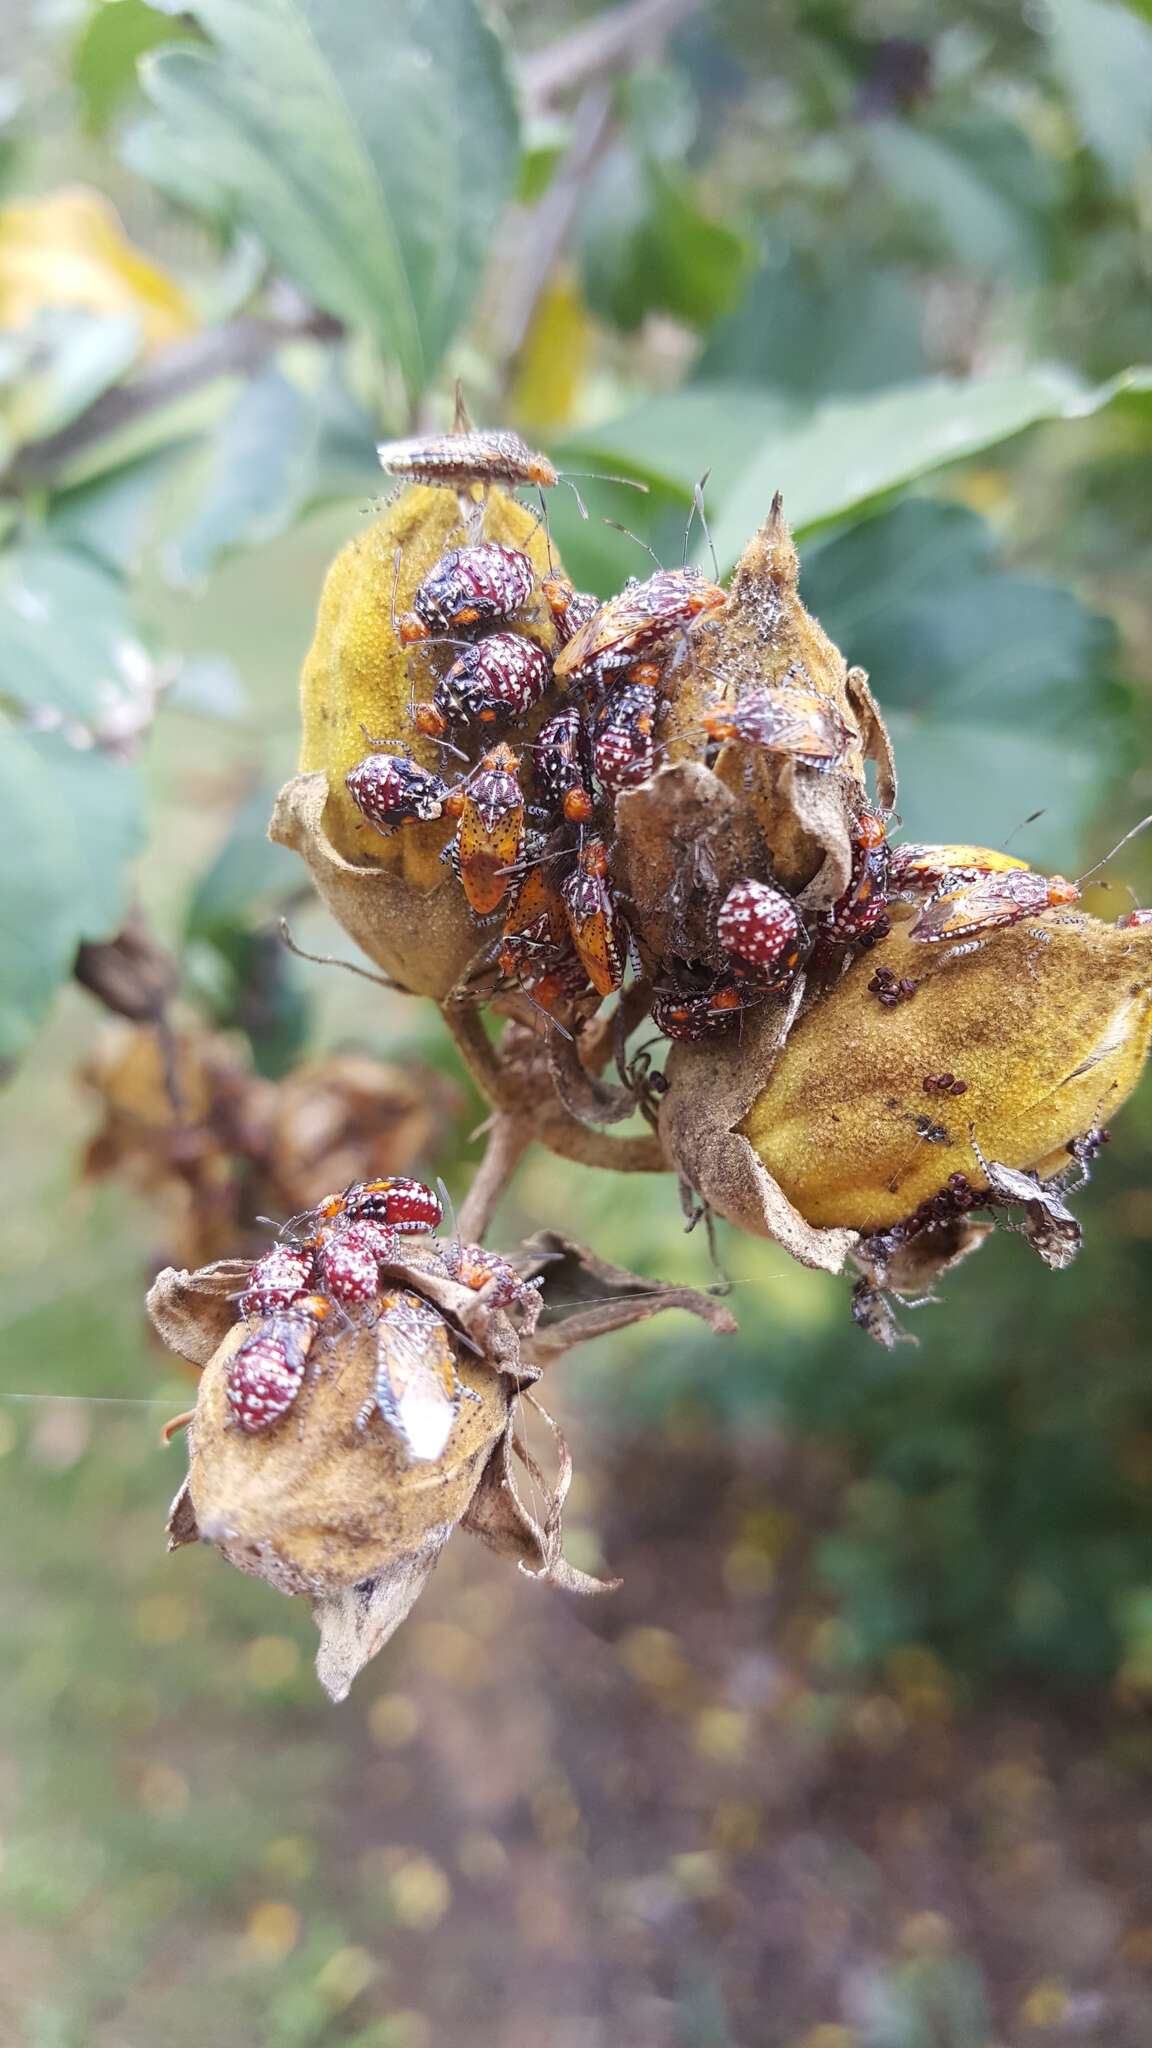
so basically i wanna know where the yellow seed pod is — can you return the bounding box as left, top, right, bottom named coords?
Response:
left=298, top=486, right=555, bottom=874
left=742, top=914, right=1152, bottom=1233
left=274, top=486, right=560, bottom=1000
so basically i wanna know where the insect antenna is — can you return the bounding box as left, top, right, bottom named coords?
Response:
left=682, top=470, right=719, bottom=578
left=603, top=518, right=664, bottom=570
left=1075, top=814, right=1152, bottom=885
left=1000, top=808, right=1045, bottom=852
left=278, top=918, right=406, bottom=993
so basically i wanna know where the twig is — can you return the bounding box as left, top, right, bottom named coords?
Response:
left=495, top=84, right=616, bottom=387
left=519, top=0, right=703, bottom=111
left=441, top=1002, right=666, bottom=1174
left=2, top=310, right=342, bottom=492
left=456, top=1115, right=532, bottom=1240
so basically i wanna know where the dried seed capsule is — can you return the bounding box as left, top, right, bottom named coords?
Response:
left=238, top=1242, right=316, bottom=1320
left=553, top=569, right=727, bottom=688
left=315, top=1225, right=382, bottom=1309
left=717, top=879, right=806, bottom=981
left=592, top=677, right=659, bottom=794
left=345, top=752, right=450, bottom=836
left=397, top=543, right=536, bottom=644
left=226, top=1297, right=330, bottom=1434
left=562, top=837, right=627, bottom=997
left=365, top=1290, right=460, bottom=1461
left=533, top=706, right=595, bottom=822
left=413, top=632, right=551, bottom=738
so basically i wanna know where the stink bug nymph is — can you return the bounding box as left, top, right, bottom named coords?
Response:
left=412, top=631, right=550, bottom=738
left=226, top=1296, right=330, bottom=1435
left=716, top=879, right=807, bottom=984
left=346, top=752, right=450, bottom=837
left=396, top=542, right=536, bottom=644
left=561, top=837, right=627, bottom=997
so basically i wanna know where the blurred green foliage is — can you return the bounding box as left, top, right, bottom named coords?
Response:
left=2, top=2, right=1152, bottom=2038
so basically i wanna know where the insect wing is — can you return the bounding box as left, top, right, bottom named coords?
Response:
left=373, top=1293, right=459, bottom=1462
left=890, top=843, right=1030, bottom=892
left=910, top=872, right=1046, bottom=942
left=742, top=685, right=852, bottom=767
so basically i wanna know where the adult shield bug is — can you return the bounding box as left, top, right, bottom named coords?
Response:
left=562, top=837, right=627, bottom=996
left=226, top=1295, right=330, bottom=1434
left=397, top=543, right=536, bottom=644
left=592, top=674, right=659, bottom=794
left=888, top=842, right=1030, bottom=897
left=552, top=568, right=727, bottom=689
left=451, top=742, right=526, bottom=917
left=908, top=817, right=1152, bottom=946
left=361, top=1290, right=460, bottom=1460
left=716, top=879, right=807, bottom=983
left=909, top=869, right=1079, bottom=944
left=701, top=682, right=853, bottom=772
left=412, top=632, right=551, bottom=738
left=238, top=1242, right=316, bottom=1320
left=533, top=707, right=595, bottom=823
left=346, top=752, right=450, bottom=836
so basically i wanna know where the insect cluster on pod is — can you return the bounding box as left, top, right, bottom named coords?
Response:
left=223, top=1172, right=542, bottom=1460
left=336, top=416, right=1142, bottom=1143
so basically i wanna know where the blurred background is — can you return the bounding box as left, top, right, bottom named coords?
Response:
left=2, top=1, right=1152, bottom=2043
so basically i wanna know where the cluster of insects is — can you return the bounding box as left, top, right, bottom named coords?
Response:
left=224, top=1173, right=539, bottom=1462
left=345, top=422, right=1152, bottom=1088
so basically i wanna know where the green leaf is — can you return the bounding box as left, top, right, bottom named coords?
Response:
left=140, top=0, right=520, bottom=397
left=710, top=364, right=1152, bottom=569
left=581, top=144, right=751, bottom=334
left=0, top=545, right=155, bottom=728
left=695, top=249, right=928, bottom=398
left=73, top=0, right=187, bottom=136
left=863, top=112, right=1057, bottom=281
left=186, top=779, right=302, bottom=940
left=0, top=309, right=142, bottom=447
left=801, top=500, right=1123, bottom=862
left=558, top=385, right=792, bottom=500
left=0, top=725, right=143, bottom=1071
left=1043, top=0, right=1152, bottom=186
left=169, top=363, right=324, bottom=584
left=47, top=439, right=193, bottom=572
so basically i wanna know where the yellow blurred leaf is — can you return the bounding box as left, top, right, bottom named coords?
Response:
left=509, top=270, right=591, bottom=433
left=0, top=187, right=195, bottom=349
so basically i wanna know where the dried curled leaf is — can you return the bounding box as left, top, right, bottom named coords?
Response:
left=147, top=1259, right=251, bottom=1367
left=659, top=1001, right=859, bottom=1274
left=516, top=1229, right=739, bottom=1361
left=742, top=914, right=1152, bottom=1232
left=270, top=771, right=485, bottom=1000
left=463, top=1394, right=620, bottom=1595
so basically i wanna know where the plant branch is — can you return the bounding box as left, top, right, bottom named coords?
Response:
left=456, top=1115, right=532, bottom=1240
left=495, top=83, right=616, bottom=389
left=441, top=1002, right=667, bottom=1174
left=2, top=309, right=342, bottom=492
left=519, top=0, right=703, bottom=111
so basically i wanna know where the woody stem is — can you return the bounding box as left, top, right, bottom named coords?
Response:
left=456, top=1115, right=532, bottom=1241
left=441, top=1003, right=667, bottom=1175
